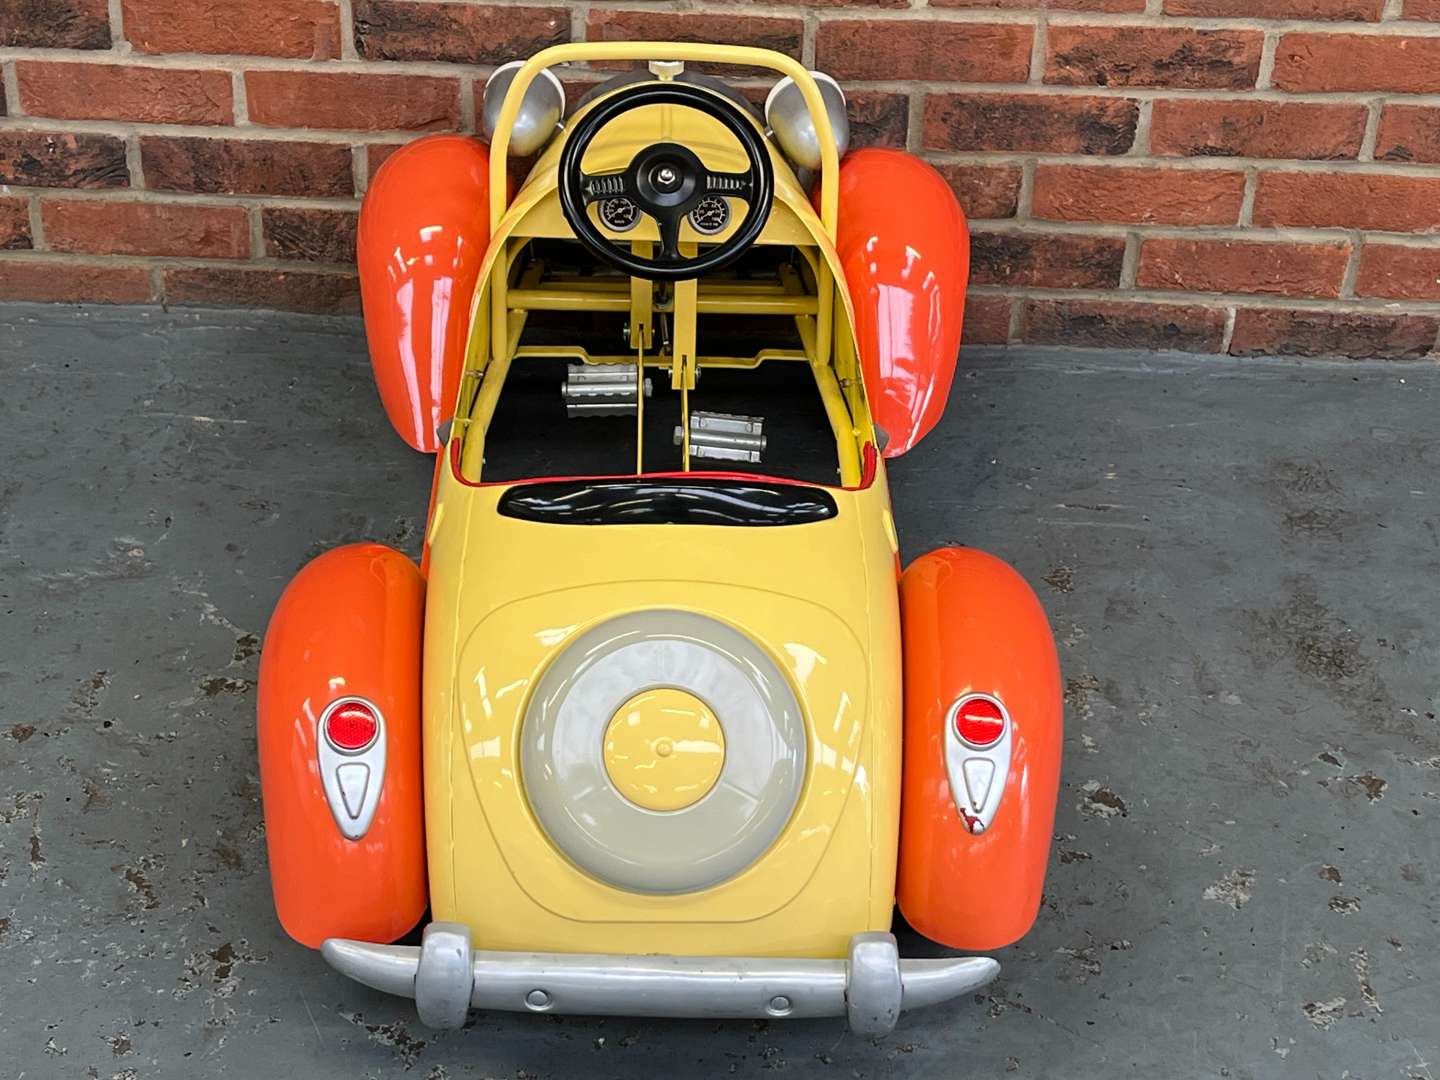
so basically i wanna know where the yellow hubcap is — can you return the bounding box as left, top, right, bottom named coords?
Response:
left=603, top=688, right=726, bottom=812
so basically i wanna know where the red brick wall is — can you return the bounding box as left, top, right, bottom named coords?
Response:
left=2, top=0, right=1439, bottom=357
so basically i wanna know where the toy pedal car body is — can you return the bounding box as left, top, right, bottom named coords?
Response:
left=257, top=42, right=1062, bottom=1037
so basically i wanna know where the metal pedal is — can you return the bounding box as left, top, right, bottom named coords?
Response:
left=561, top=363, right=652, bottom=417
left=674, top=411, right=766, bottom=464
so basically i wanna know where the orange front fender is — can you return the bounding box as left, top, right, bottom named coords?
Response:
left=897, top=547, right=1062, bottom=950
left=831, top=148, right=970, bottom=458
left=257, top=543, right=428, bottom=948
left=357, top=135, right=492, bottom=453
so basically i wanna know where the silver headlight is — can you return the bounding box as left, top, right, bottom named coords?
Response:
left=764, top=70, right=849, bottom=173
left=481, top=60, right=565, bottom=157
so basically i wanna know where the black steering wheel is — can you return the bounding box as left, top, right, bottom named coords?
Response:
left=557, top=81, right=774, bottom=282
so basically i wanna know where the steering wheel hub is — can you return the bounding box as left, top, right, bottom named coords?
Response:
left=631, top=144, right=702, bottom=209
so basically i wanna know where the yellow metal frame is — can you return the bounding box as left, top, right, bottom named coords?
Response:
left=452, top=41, right=863, bottom=484
left=487, top=42, right=841, bottom=235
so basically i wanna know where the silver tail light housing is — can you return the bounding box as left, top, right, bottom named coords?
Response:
left=943, top=693, right=1012, bottom=835
left=317, top=696, right=387, bottom=840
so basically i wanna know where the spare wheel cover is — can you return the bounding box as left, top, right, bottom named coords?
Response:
left=520, top=610, right=807, bottom=894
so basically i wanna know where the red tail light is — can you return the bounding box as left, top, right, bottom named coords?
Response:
left=954, top=696, right=1005, bottom=748
left=324, top=699, right=379, bottom=752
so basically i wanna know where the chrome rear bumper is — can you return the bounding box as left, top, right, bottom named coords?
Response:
left=322, top=923, right=999, bottom=1036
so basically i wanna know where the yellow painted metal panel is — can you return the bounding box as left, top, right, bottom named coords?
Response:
left=422, top=470, right=902, bottom=959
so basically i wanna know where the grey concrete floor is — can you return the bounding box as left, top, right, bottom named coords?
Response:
left=1, top=303, right=1438, bottom=1080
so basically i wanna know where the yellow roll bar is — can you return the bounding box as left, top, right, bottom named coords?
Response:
left=487, top=42, right=841, bottom=241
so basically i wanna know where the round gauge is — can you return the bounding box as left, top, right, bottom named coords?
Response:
left=688, top=195, right=731, bottom=236
left=598, top=197, right=641, bottom=233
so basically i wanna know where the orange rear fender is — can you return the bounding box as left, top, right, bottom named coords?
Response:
left=257, top=543, right=428, bottom=948
left=897, top=547, right=1062, bottom=950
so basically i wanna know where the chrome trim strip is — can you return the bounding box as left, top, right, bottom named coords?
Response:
left=321, top=927, right=999, bottom=1035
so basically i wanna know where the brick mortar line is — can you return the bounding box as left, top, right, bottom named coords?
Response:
left=0, top=10, right=1437, bottom=69
left=10, top=115, right=1440, bottom=176
left=888, top=83, right=1440, bottom=103
left=247, top=205, right=265, bottom=262
left=919, top=152, right=1440, bottom=178
left=231, top=71, right=250, bottom=125
left=37, top=183, right=1400, bottom=246
left=26, top=191, right=44, bottom=249
left=1120, top=231, right=1140, bottom=288
left=2, top=63, right=1437, bottom=110
left=1131, top=99, right=1153, bottom=156
left=1238, top=169, right=1257, bottom=227
left=1359, top=98, right=1383, bottom=161
left=1381, top=0, right=1407, bottom=16
left=352, top=145, right=370, bottom=198
left=124, top=133, right=145, bottom=189
left=106, top=0, right=127, bottom=56
left=964, top=283, right=1440, bottom=313
left=3, top=260, right=1435, bottom=319
left=1005, top=296, right=1024, bottom=344
left=113, top=0, right=1401, bottom=35
left=1017, top=158, right=1035, bottom=217
left=0, top=115, right=449, bottom=144
left=1338, top=231, right=1365, bottom=298
left=458, top=71, right=476, bottom=133
left=0, top=250, right=359, bottom=273
left=1219, top=306, right=1237, bottom=353
left=11, top=187, right=363, bottom=211
left=801, top=11, right=817, bottom=69
left=568, top=3, right=589, bottom=71
left=904, top=91, right=922, bottom=154
left=1, top=61, right=19, bottom=117
left=6, top=194, right=1439, bottom=249
left=8, top=49, right=1440, bottom=106
left=676, top=6, right=1440, bottom=36
left=371, top=0, right=1440, bottom=37
left=10, top=243, right=1432, bottom=303
left=337, top=0, right=360, bottom=62
left=927, top=11, right=1440, bottom=34
left=0, top=49, right=513, bottom=78
left=969, top=220, right=1440, bottom=243
left=869, top=84, right=1440, bottom=104
left=1027, top=13, right=1047, bottom=87
left=7, top=189, right=1439, bottom=228
left=1256, top=30, right=1278, bottom=91
left=16, top=252, right=1422, bottom=298
left=0, top=37, right=1428, bottom=106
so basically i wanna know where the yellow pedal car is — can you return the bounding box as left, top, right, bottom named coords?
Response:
left=258, top=42, right=1062, bottom=1036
